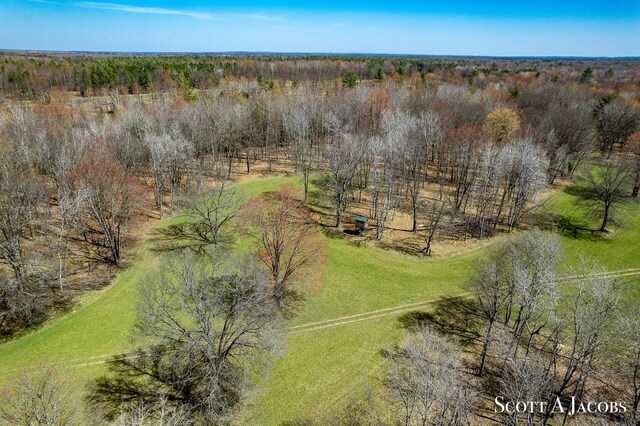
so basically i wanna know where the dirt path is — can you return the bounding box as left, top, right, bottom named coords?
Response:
left=54, top=267, right=640, bottom=370
left=287, top=267, right=640, bottom=334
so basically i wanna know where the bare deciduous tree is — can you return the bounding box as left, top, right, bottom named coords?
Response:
left=323, top=133, right=363, bottom=228
left=501, top=138, right=547, bottom=232
left=614, top=306, right=640, bottom=422
left=595, top=102, right=639, bottom=156
left=470, top=143, right=503, bottom=238
left=475, top=230, right=561, bottom=375
left=542, top=103, right=595, bottom=179
left=64, top=154, right=147, bottom=265
left=0, top=164, right=42, bottom=285
left=114, top=398, right=190, bottom=426
left=244, top=186, right=323, bottom=315
left=369, top=135, right=400, bottom=241
left=0, top=368, right=87, bottom=425
left=421, top=198, right=446, bottom=256
left=474, top=246, right=511, bottom=377
left=501, top=230, right=562, bottom=357
left=578, top=160, right=631, bottom=232
left=448, top=126, right=480, bottom=214
left=625, top=132, right=640, bottom=197
left=0, top=162, right=48, bottom=332
left=385, top=326, right=474, bottom=426
left=145, top=132, right=194, bottom=218
left=554, top=261, right=620, bottom=424
left=188, top=180, right=242, bottom=247
left=384, top=109, right=428, bottom=233
left=499, top=354, right=555, bottom=426
left=285, top=102, right=316, bottom=202
left=109, top=102, right=150, bottom=171
left=91, top=252, right=282, bottom=424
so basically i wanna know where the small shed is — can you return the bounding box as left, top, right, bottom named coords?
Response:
left=354, top=215, right=369, bottom=235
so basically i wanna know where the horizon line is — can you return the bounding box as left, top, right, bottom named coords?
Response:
left=1, top=48, right=639, bottom=60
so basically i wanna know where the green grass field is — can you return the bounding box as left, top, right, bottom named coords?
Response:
left=540, top=186, right=640, bottom=271
left=0, top=177, right=638, bottom=425
left=0, top=177, right=297, bottom=385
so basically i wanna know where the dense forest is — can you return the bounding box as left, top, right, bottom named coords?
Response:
left=0, top=53, right=639, bottom=424
left=1, top=52, right=638, bottom=100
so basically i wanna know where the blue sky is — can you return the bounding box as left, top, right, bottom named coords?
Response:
left=1, top=1, right=639, bottom=56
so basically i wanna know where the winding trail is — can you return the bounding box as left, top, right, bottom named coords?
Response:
left=287, top=267, right=640, bottom=334
left=53, top=267, right=640, bottom=370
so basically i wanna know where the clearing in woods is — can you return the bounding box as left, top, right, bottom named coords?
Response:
left=0, top=176, right=638, bottom=425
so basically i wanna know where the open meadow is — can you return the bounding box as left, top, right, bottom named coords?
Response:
left=1, top=172, right=638, bottom=424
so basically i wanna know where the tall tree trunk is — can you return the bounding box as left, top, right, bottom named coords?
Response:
left=303, top=171, right=309, bottom=204
left=600, top=204, right=610, bottom=231
left=412, top=200, right=418, bottom=233
left=478, top=319, right=495, bottom=376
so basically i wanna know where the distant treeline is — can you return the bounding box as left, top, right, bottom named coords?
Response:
left=1, top=52, right=637, bottom=100
left=0, top=54, right=456, bottom=98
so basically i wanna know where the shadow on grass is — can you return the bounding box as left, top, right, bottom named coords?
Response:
left=304, top=204, right=335, bottom=224
left=562, top=183, right=595, bottom=199
left=148, top=225, right=212, bottom=253
left=376, top=238, right=423, bottom=257
left=321, top=228, right=372, bottom=250
left=396, top=296, right=481, bottom=346
left=533, top=211, right=604, bottom=241
left=531, top=187, right=605, bottom=240
left=320, top=223, right=426, bottom=256
left=321, top=227, right=347, bottom=239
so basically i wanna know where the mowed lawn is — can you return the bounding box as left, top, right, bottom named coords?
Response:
left=246, top=239, right=478, bottom=425
left=248, top=186, right=640, bottom=424
left=0, top=176, right=296, bottom=385
left=541, top=186, right=640, bottom=271
left=0, top=177, right=638, bottom=425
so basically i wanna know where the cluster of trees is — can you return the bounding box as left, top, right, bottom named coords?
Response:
left=0, top=55, right=638, bottom=425
left=0, top=53, right=459, bottom=99
left=287, top=229, right=639, bottom=426
left=4, top=231, right=637, bottom=425
left=2, top=53, right=638, bottom=101
left=322, top=110, right=548, bottom=247
left=310, top=231, right=638, bottom=425
left=87, top=182, right=322, bottom=423
left=1, top=179, right=323, bottom=424
left=1, top=57, right=638, bottom=332
left=0, top=107, right=150, bottom=333
left=470, top=230, right=639, bottom=424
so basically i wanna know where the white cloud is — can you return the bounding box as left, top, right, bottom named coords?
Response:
left=75, top=1, right=216, bottom=20
left=29, top=1, right=291, bottom=23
